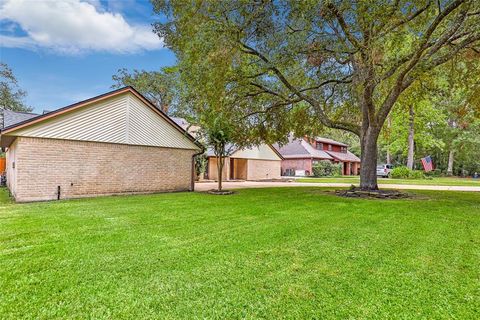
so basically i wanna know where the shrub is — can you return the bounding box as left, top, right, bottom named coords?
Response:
left=313, top=161, right=342, bottom=177
left=409, top=170, right=426, bottom=179
left=391, top=166, right=426, bottom=179
left=391, top=166, right=411, bottom=179
left=425, top=168, right=441, bottom=177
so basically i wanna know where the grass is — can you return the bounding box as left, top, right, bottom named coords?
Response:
left=1, top=187, right=479, bottom=319
left=296, top=176, right=480, bottom=186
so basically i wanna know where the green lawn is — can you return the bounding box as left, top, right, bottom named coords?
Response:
left=296, top=176, right=480, bottom=186
left=1, top=187, right=479, bottom=319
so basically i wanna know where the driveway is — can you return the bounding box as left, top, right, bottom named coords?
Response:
left=195, top=181, right=480, bottom=192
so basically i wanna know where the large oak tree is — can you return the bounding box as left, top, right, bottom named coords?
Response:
left=153, top=0, right=480, bottom=189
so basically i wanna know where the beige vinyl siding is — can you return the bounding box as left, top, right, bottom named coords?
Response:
left=126, top=95, right=196, bottom=149
left=7, top=93, right=198, bottom=150
left=231, top=144, right=281, bottom=161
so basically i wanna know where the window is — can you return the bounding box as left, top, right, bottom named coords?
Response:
left=315, top=142, right=323, bottom=150
left=328, top=144, right=332, bottom=151
left=341, top=146, right=347, bottom=153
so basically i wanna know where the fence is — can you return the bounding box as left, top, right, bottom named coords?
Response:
left=0, top=158, right=6, bottom=174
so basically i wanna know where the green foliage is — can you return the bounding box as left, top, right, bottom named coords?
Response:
left=194, top=154, right=207, bottom=179
left=312, top=161, right=342, bottom=177
left=379, top=54, right=480, bottom=176
left=152, top=0, right=480, bottom=188
left=112, top=66, right=179, bottom=114
left=391, top=166, right=425, bottom=179
left=200, top=111, right=236, bottom=158
left=0, top=63, right=32, bottom=112
left=425, top=169, right=442, bottom=177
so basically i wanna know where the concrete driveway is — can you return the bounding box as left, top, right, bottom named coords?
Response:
left=195, top=181, right=480, bottom=192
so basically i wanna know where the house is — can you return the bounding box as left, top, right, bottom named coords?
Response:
left=169, top=117, right=283, bottom=181
left=0, top=109, right=39, bottom=175
left=206, top=144, right=283, bottom=181
left=1, top=109, right=39, bottom=129
left=274, top=136, right=361, bottom=176
left=0, top=87, right=201, bottom=202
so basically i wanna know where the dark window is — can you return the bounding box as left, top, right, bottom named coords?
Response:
left=316, top=142, right=323, bottom=150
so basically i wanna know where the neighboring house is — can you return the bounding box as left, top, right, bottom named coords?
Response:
left=170, top=117, right=283, bottom=181
left=0, top=87, right=201, bottom=202
left=206, top=144, right=283, bottom=181
left=0, top=109, right=38, bottom=129
left=171, top=117, right=201, bottom=136
left=274, top=136, right=361, bottom=176
left=0, top=109, right=39, bottom=175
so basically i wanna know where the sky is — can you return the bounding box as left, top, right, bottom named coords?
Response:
left=0, top=0, right=175, bottom=113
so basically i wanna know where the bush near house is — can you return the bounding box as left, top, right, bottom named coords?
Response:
left=312, top=160, right=342, bottom=177
left=391, top=166, right=426, bottom=179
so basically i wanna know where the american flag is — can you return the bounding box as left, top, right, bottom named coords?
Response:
left=421, top=156, right=434, bottom=172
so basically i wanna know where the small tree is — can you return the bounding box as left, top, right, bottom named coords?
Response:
left=199, top=112, right=237, bottom=191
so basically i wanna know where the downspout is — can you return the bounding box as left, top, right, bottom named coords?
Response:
left=190, top=147, right=205, bottom=192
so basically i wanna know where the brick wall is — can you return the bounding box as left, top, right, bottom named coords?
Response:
left=207, top=157, right=230, bottom=181
left=247, top=159, right=281, bottom=180
left=281, top=158, right=313, bottom=176
left=9, top=137, right=195, bottom=202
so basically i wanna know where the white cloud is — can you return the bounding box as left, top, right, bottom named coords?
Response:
left=0, top=0, right=163, bottom=54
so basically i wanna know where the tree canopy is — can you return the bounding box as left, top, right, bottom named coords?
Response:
left=153, top=0, right=480, bottom=189
left=112, top=66, right=179, bottom=114
left=0, top=63, right=31, bottom=112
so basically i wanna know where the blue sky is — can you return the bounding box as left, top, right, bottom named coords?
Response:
left=0, top=0, right=175, bottom=113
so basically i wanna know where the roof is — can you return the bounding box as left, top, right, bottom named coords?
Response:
left=313, top=137, right=348, bottom=147
left=1, top=109, right=39, bottom=129
left=206, top=143, right=283, bottom=160
left=170, top=117, right=201, bottom=137
left=273, top=136, right=333, bottom=160
left=0, top=87, right=201, bottom=149
left=326, top=150, right=361, bottom=162
left=171, top=117, right=190, bottom=129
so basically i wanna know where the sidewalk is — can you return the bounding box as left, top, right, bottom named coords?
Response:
left=195, top=181, right=480, bottom=192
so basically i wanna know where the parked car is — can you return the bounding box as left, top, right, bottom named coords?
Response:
left=377, top=164, right=394, bottom=178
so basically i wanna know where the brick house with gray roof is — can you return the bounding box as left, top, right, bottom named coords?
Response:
left=274, top=135, right=361, bottom=176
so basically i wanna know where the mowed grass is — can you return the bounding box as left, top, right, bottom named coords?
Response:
left=296, top=176, right=480, bottom=186
left=1, top=187, right=479, bottom=319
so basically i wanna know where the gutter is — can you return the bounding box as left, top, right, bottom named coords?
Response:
left=190, top=147, right=205, bottom=192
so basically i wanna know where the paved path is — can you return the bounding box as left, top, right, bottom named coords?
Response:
left=195, top=181, right=480, bottom=192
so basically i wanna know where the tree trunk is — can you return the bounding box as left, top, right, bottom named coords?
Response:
left=406, top=105, right=415, bottom=170
left=216, top=155, right=224, bottom=191
left=359, top=128, right=380, bottom=190
left=447, top=149, right=454, bottom=176
left=386, top=115, right=392, bottom=164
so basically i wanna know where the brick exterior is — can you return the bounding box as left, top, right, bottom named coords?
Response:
left=246, top=159, right=281, bottom=180
left=281, top=158, right=313, bottom=176
left=7, top=137, right=195, bottom=202
left=207, top=157, right=281, bottom=181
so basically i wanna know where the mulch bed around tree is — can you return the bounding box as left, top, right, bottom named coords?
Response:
left=207, top=189, right=235, bottom=195
left=335, top=186, right=410, bottom=199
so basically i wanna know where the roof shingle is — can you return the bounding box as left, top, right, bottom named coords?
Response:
left=1, top=109, right=39, bottom=129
